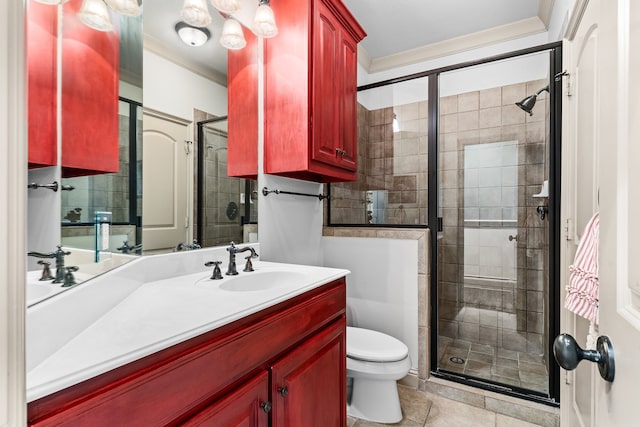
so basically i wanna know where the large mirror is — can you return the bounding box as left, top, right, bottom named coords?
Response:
left=55, top=0, right=257, bottom=261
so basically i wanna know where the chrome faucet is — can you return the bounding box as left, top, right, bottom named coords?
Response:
left=175, top=240, right=201, bottom=251
left=226, top=242, right=258, bottom=275
left=117, top=240, right=142, bottom=254
left=27, top=245, right=70, bottom=284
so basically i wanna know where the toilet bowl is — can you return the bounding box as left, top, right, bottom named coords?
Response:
left=346, top=326, right=411, bottom=424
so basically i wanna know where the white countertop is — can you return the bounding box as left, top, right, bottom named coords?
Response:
left=26, top=254, right=348, bottom=402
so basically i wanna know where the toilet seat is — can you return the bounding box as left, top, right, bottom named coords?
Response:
left=346, top=327, right=408, bottom=362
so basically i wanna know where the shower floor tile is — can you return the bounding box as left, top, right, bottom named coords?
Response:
left=438, top=337, right=549, bottom=395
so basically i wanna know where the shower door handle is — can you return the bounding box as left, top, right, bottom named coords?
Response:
left=553, top=333, right=615, bottom=382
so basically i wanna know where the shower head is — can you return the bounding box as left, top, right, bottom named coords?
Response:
left=515, top=85, right=549, bottom=116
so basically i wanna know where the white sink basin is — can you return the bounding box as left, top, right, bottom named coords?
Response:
left=217, top=270, right=308, bottom=292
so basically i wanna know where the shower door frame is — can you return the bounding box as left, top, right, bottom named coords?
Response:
left=196, top=117, right=255, bottom=246
left=426, top=43, right=563, bottom=405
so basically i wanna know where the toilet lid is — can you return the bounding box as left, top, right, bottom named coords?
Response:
left=346, top=327, right=409, bottom=362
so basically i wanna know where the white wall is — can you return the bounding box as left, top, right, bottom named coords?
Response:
left=322, top=237, right=419, bottom=371
left=1, top=0, right=26, bottom=423
left=143, top=49, right=228, bottom=120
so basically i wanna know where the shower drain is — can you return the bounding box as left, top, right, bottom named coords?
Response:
left=449, top=356, right=465, bottom=364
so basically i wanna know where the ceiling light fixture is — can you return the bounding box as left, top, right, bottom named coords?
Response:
left=181, top=0, right=212, bottom=27
left=104, top=0, right=141, bottom=17
left=220, top=16, right=246, bottom=50
left=175, top=21, right=211, bottom=47
left=252, top=0, right=277, bottom=38
left=77, top=0, right=114, bottom=32
left=210, top=0, right=240, bottom=14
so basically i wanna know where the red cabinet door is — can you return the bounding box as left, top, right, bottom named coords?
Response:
left=311, top=0, right=340, bottom=168
left=271, top=318, right=346, bottom=427
left=60, top=0, right=119, bottom=178
left=337, top=32, right=358, bottom=171
left=182, top=371, right=270, bottom=427
left=228, top=30, right=259, bottom=179
left=27, top=0, right=57, bottom=169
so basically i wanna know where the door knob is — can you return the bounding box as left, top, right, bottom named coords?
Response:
left=277, top=386, right=288, bottom=397
left=508, top=234, right=517, bottom=242
left=553, top=333, right=615, bottom=382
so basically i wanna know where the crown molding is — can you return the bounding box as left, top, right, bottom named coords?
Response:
left=564, top=0, right=589, bottom=41
left=143, top=34, right=228, bottom=88
left=359, top=16, right=547, bottom=74
left=538, top=0, right=556, bottom=28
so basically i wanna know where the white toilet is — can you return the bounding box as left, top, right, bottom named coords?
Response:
left=346, top=326, right=411, bottom=424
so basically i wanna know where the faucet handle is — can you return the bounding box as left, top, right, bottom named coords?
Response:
left=37, top=260, right=54, bottom=281
left=243, top=253, right=256, bottom=272
left=61, top=266, right=79, bottom=288
left=205, top=261, right=224, bottom=280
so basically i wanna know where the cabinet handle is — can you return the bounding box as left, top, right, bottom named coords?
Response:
left=335, top=148, right=347, bottom=156
left=260, top=401, right=272, bottom=413
left=277, top=386, right=288, bottom=397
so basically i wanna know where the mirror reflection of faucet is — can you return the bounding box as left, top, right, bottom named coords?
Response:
left=27, top=246, right=70, bottom=284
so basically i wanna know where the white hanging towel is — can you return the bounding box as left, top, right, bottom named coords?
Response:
left=565, top=212, right=599, bottom=323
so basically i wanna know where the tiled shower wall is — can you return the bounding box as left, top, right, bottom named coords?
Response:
left=330, top=101, right=428, bottom=225
left=438, top=80, right=550, bottom=363
left=201, top=127, right=244, bottom=247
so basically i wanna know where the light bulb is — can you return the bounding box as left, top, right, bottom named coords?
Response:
left=77, top=0, right=113, bottom=32
left=252, top=1, right=277, bottom=38
left=210, top=0, right=240, bottom=14
left=181, top=0, right=212, bottom=27
left=220, top=17, right=246, bottom=50
left=104, top=0, right=141, bottom=17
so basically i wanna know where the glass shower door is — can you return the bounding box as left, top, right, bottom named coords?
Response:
left=435, top=51, right=552, bottom=396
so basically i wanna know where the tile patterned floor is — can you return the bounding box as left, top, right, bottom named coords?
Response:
left=438, top=337, right=549, bottom=394
left=347, top=385, right=546, bottom=427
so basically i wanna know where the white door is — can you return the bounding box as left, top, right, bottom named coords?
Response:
left=142, top=112, right=192, bottom=252
left=561, top=0, right=640, bottom=425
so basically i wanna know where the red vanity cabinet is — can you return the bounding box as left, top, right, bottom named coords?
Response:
left=27, top=278, right=347, bottom=426
left=263, top=0, right=365, bottom=183
left=181, top=371, right=270, bottom=427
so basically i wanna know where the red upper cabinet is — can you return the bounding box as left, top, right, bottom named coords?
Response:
left=60, top=0, right=120, bottom=178
left=228, top=30, right=259, bottom=179
left=264, top=0, right=365, bottom=183
left=27, top=0, right=58, bottom=169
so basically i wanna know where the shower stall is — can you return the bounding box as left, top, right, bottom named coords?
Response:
left=329, top=42, right=562, bottom=403
left=433, top=47, right=561, bottom=401
left=196, top=117, right=258, bottom=247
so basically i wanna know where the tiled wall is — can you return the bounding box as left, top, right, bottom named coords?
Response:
left=329, top=101, right=428, bottom=225
left=438, top=79, right=549, bottom=364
